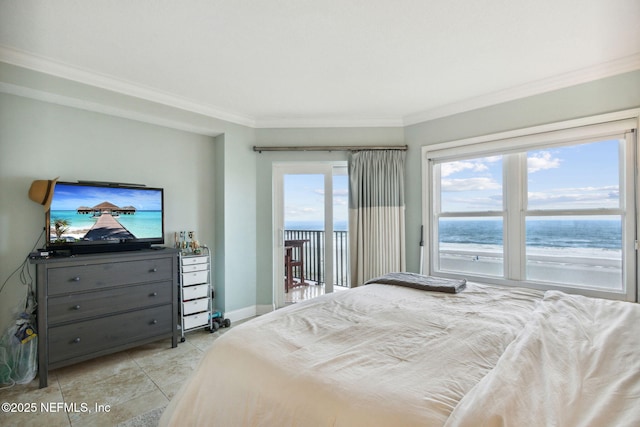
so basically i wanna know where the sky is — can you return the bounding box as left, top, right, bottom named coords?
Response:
left=284, top=174, right=348, bottom=225
left=50, top=183, right=163, bottom=211
left=282, top=138, right=622, bottom=226
left=439, top=138, right=621, bottom=212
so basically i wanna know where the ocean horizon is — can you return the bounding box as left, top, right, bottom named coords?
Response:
left=286, top=218, right=621, bottom=251
left=285, top=220, right=348, bottom=231
left=439, top=218, right=621, bottom=250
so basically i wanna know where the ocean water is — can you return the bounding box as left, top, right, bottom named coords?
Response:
left=286, top=219, right=622, bottom=250
left=285, top=220, right=348, bottom=231
left=49, top=210, right=163, bottom=240
left=439, top=219, right=622, bottom=250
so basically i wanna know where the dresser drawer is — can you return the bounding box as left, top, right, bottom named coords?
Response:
left=182, top=270, right=208, bottom=286
left=182, top=283, right=208, bottom=300
left=181, top=256, right=208, bottom=266
left=48, top=305, right=172, bottom=364
left=47, top=258, right=173, bottom=295
left=183, top=312, right=209, bottom=330
left=48, top=281, right=173, bottom=325
left=181, top=263, right=208, bottom=273
left=182, top=298, right=209, bottom=315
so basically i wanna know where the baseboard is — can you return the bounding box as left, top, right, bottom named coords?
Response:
left=256, top=304, right=275, bottom=316
left=223, top=304, right=274, bottom=322
left=223, top=306, right=256, bottom=322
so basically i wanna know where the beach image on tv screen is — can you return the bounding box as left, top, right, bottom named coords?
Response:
left=49, top=183, right=162, bottom=242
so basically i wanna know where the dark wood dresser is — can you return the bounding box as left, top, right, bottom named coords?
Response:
left=31, top=249, right=179, bottom=388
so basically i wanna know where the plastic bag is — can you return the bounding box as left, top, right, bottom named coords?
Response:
left=0, top=315, right=38, bottom=386
left=0, top=346, right=12, bottom=387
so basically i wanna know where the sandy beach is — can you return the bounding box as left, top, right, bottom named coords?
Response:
left=439, top=243, right=622, bottom=290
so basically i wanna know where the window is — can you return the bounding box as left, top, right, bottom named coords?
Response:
left=435, top=155, right=504, bottom=277
left=424, top=115, right=638, bottom=301
left=524, top=140, right=624, bottom=290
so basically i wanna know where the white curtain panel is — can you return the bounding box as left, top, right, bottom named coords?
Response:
left=349, top=150, right=406, bottom=286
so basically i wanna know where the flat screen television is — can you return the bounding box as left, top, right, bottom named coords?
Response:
left=46, top=181, right=165, bottom=255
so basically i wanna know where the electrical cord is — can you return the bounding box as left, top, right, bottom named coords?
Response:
left=0, top=227, right=44, bottom=299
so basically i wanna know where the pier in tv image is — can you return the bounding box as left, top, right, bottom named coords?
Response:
left=47, top=182, right=164, bottom=245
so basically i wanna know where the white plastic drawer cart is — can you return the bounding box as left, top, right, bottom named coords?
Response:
left=178, top=248, right=214, bottom=341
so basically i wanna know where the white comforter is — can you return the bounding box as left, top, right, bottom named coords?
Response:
left=445, top=290, right=640, bottom=427
left=160, top=283, right=542, bottom=426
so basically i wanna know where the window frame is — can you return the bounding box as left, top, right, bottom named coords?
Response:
left=421, top=110, right=640, bottom=302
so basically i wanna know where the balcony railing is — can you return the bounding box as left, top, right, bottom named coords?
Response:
left=284, top=229, right=349, bottom=287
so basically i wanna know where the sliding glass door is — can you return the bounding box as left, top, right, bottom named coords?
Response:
left=272, top=162, right=348, bottom=308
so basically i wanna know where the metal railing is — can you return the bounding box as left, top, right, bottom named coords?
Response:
left=284, top=229, right=349, bottom=287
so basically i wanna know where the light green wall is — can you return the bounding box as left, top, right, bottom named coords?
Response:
left=406, top=70, right=640, bottom=146
left=218, top=129, right=258, bottom=313
left=0, top=62, right=258, bottom=332
left=0, top=92, right=216, bottom=332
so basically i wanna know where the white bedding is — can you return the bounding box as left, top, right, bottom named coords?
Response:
left=159, top=283, right=640, bottom=427
left=160, top=283, right=543, bottom=426
left=445, top=291, right=640, bottom=427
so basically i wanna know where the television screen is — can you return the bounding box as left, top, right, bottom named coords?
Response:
left=46, top=182, right=164, bottom=252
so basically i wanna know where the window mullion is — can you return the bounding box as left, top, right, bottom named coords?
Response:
left=504, top=153, right=525, bottom=280
left=431, top=161, right=441, bottom=273
left=624, top=131, right=637, bottom=301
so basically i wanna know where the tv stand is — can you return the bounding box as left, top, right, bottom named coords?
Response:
left=31, top=249, right=179, bottom=388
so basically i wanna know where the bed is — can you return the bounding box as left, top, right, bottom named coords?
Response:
left=159, top=278, right=640, bottom=427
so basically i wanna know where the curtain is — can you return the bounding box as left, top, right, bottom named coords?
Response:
left=349, top=150, right=406, bottom=286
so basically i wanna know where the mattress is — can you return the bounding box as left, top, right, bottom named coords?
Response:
left=159, top=282, right=640, bottom=427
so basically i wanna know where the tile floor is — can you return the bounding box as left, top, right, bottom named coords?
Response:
left=0, top=324, right=239, bottom=427
left=284, top=282, right=326, bottom=303
left=284, top=283, right=347, bottom=304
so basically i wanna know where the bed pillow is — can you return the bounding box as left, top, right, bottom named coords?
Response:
left=364, top=272, right=466, bottom=293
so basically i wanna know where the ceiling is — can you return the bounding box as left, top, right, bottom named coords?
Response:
left=0, top=0, right=639, bottom=128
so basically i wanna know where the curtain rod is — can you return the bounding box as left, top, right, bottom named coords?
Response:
left=253, top=145, right=408, bottom=153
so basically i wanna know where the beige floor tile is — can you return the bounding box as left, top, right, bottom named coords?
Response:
left=68, top=389, right=168, bottom=426
left=142, top=358, right=199, bottom=392
left=123, top=338, right=176, bottom=360
left=0, top=313, right=268, bottom=426
left=156, top=378, right=188, bottom=401
left=0, top=407, right=71, bottom=427
left=130, top=340, right=200, bottom=372
left=1, top=376, right=63, bottom=403
left=53, top=351, right=137, bottom=389
left=60, top=365, right=157, bottom=411
left=0, top=379, right=70, bottom=427
left=179, top=329, right=222, bottom=352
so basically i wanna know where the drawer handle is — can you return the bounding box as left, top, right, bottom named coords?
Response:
left=150, top=268, right=158, bottom=273
left=72, top=276, right=81, bottom=282
left=73, top=337, right=81, bottom=344
left=151, top=319, right=158, bottom=325
left=73, top=305, right=81, bottom=310
left=150, top=292, right=158, bottom=297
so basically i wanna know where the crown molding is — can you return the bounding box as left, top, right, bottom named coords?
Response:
left=0, top=81, right=224, bottom=137
left=0, top=45, right=256, bottom=128
left=1, top=45, right=638, bottom=130
left=403, top=53, right=640, bottom=126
